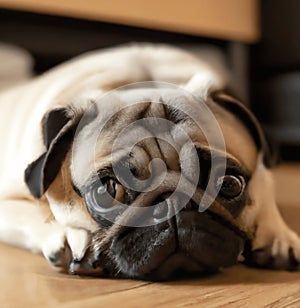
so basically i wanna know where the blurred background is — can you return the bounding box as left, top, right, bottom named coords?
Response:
left=0, top=0, right=299, bottom=161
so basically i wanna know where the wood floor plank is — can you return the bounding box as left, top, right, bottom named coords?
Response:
left=0, top=244, right=149, bottom=307
left=59, top=267, right=300, bottom=307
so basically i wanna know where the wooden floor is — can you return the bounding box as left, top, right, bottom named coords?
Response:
left=1, top=164, right=300, bottom=308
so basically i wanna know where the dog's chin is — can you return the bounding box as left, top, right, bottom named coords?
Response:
left=109, top=211, right=245, bottom=281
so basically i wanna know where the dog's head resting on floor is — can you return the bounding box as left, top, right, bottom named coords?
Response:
left=24, top=82, right=274, bottom=280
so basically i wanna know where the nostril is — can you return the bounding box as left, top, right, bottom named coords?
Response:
left=153, top=201, right=169, bottom=220
left=152, top=193, right=200, bottom=221
left=184, top=201, right=193, bottom=211
left=152, top=193, right=172, bottom=221
left=183, top=199, right=199, bottom=211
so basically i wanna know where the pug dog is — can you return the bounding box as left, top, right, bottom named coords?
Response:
left=0, top=44, right=299, bottom=280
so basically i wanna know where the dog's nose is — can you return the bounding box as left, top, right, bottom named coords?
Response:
left=152, top=194, right=197, bottom=222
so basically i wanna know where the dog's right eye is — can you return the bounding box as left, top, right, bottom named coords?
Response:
left=95, top=178, right=117, bottom=207
left=84, top=177, right=129, bottom=227
left=86, top=178, right=126, bottom=211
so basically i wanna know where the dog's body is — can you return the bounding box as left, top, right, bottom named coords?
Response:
left=0, top=44, right=299, bottom=280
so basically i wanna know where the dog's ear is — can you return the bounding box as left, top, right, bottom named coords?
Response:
left=211, top=91, right=278, bottom=168
left=24, top=107, right=81, bottom=199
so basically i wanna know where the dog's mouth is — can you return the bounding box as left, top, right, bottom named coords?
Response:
left=84, top=201, right=246, bottom=281
left=141, top=252, right=209, bottom=281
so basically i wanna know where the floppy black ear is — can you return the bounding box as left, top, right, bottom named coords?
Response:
left=24, top=108, right=79, bottom=198
left=211, top=92, right=278, bottom=168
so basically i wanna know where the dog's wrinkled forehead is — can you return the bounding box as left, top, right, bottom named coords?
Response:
left=71, top=88, right=258, bottom=188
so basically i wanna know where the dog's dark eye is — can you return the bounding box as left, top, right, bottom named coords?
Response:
left=83, top=177, right=129, bottom=228
left=216, top=175, right=245, bottom=199
left=95, top=178, right=116, bottom=206
left=87, top=178, right=125, bottom=211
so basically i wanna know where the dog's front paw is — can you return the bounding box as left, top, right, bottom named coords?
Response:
left=42, top=225, right=90, bottom=272
left=244, top=224, right=300, bottom=270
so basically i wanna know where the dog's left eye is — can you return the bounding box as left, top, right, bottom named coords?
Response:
left=216, top=175, right=245, bottom=199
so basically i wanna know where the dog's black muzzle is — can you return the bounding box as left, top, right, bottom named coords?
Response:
left=72, top=186, right=248, bottom=281
left=108, top=197, right=245, bottom=281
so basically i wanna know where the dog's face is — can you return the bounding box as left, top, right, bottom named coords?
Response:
left=25, top=86, right=270, bottom=280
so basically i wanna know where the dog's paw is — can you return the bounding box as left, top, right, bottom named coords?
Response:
left=244, top=224, right=300, bottom=270
left=42, top=225, right=90, bottom=272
